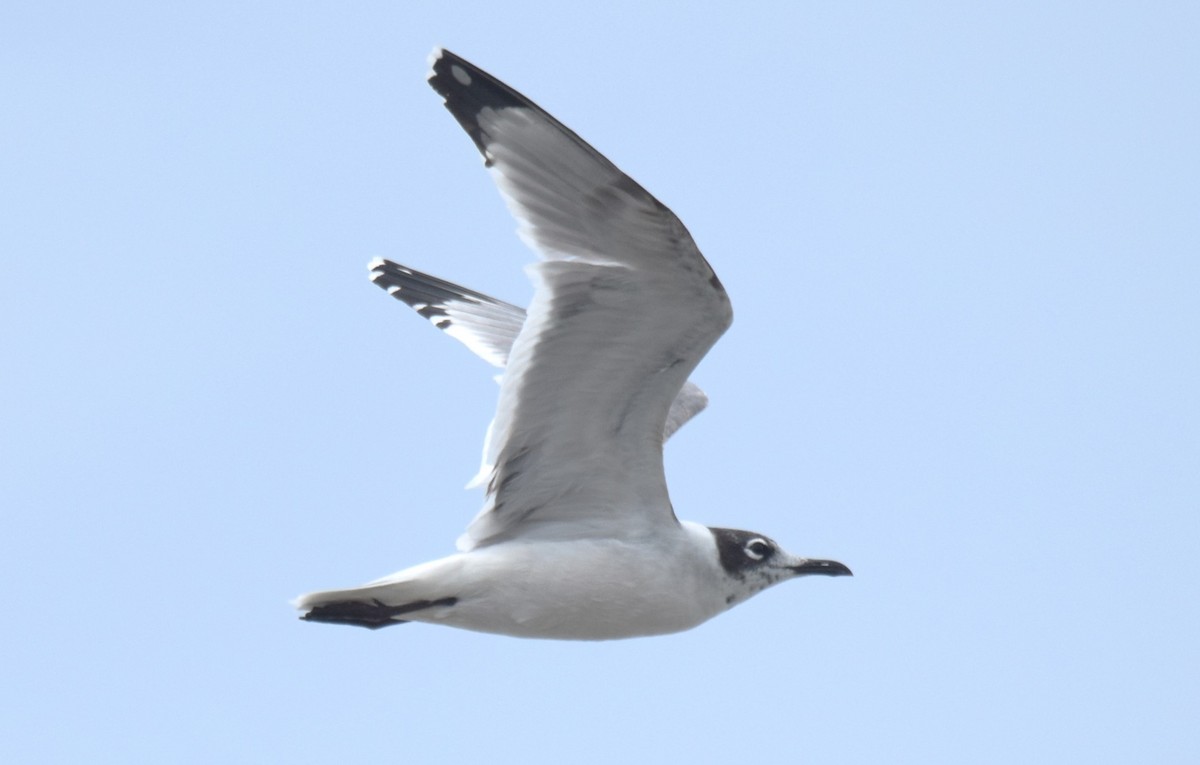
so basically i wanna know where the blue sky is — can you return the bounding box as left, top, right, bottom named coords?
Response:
left=3, top=2, right=1198, bottom=762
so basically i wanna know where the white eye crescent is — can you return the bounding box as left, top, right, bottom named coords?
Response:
left=744, top=538, right=772, bottom=560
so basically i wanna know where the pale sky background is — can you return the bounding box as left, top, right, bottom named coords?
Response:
left=3, top=2, right=1198, bottom=763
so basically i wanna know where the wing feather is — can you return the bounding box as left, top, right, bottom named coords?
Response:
left=427, top=50, right=732, bottom=549
left=370, top=258, right=710, bottom=441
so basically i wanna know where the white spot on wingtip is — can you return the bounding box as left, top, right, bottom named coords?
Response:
left=367, top=257, right=386, bottom=271
left=425, top=47, right=444, bottom=80
left=450, top=64, right=472, bottom=86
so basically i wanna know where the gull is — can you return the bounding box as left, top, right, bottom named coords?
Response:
left=295, top=48, right=851, bottom=640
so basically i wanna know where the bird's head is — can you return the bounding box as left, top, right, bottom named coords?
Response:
left=708, top=527, right=852, bottom=608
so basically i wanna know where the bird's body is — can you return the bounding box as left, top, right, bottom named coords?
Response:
left=308, top=523, right=730, bottom=640
left=295, top=49, right=850, bottom=640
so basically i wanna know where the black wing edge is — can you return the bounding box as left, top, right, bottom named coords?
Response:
left=427, top=48, right=614, bottom=172
left=369, top=258, right=520, bottom=324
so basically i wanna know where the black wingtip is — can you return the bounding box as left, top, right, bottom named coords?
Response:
left=427, top=49, right=536, bottom=160
left=369, top=259, right=509, bottom=311
left=428, top=48, right=535, bottom=112
left=425, top=47, right=625, bottom=184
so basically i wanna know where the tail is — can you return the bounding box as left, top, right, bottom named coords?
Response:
left=294, top=583, right=458, bottom=630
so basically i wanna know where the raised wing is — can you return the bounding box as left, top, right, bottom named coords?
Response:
left=369, top=258, right=521, bottom=369
left=369, top=257, right=709, bottom=440
left=427, top=49, right=732, bottom=550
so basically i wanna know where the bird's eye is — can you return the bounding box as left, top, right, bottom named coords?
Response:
left=745, top=539, right=772, bottom=560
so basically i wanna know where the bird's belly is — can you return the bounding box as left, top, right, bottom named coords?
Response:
left=416, top=539, right=723, bottom=640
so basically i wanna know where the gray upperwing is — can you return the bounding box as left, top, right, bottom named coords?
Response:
left=369, top=258, right=707, bottom=442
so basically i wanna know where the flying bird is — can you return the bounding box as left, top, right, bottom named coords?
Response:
left=295, top=48, right=850, bottom=640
